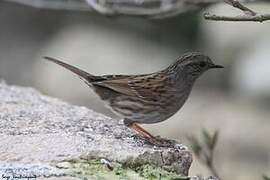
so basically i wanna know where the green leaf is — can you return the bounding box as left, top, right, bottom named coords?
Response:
left=211, top=130, right=219, bottom=150
left=202, top=129, right=213, bottom=150
left=186, top=136, right=202, bottom=157
left=202, top=129, right=219, bottom=151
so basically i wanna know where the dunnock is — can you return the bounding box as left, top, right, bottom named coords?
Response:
left=44, top=52, right=223, bottom=147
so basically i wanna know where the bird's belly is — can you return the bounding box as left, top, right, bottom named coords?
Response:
left=143, top=95, right=188, bottom=124
left=107, top=95, right=189, bottom=124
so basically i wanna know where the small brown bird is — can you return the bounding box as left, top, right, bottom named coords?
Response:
left=44, top=52, right=223, bottom=147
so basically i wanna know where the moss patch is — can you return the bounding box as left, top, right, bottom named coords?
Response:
left=53, top=159, right=190, bottom=180
left=135, top=164, right=190, bottom=180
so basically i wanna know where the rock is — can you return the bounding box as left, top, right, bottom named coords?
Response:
left=56, top=162, right=72, bottom=169
left=0, top=163, right=64, bottom=179
left=191, top=176, right=219, bottom=180
left=0, top=80, right=217, bottom=179
left=39, top=178, right=81, bottom=180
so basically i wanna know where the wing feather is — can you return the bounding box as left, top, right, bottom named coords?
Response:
left=93, top=73, right=176, bottom=100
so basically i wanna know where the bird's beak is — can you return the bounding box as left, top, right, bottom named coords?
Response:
left=210, top=64, right=224, bottom=69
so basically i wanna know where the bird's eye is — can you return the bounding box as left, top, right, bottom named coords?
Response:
left=199, top=62, right=206, bottom=68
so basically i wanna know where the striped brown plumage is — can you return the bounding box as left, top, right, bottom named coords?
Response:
left=44, top=52, right=223, bottom=147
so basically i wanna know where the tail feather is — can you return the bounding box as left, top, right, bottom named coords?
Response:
left=44, top=56, right=97, bottom=81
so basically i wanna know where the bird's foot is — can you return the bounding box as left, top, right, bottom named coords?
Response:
left=128, top=123, right=173, bottom=147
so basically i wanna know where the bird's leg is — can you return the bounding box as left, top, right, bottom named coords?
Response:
left=127, top=123, right=170, bottom=147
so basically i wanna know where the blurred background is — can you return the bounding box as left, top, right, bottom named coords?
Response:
left=0, top=0, right=269, bottom=179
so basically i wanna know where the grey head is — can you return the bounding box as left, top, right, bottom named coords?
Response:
left=168, top=52, right=223, bottom=82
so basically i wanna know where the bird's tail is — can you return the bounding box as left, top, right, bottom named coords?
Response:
left=44, top=56, right=98, bottom=82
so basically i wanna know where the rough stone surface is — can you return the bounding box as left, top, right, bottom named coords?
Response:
left=0, top=81, right=193, bottom=177
left=191, top=177, right=219, bottom=180
left=0, top=80, right=218, bottom=180
left=0, top=163, right=64, bottom=179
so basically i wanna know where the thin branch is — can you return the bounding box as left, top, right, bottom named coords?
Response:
left=204, top=12, right=270, bottom=22
left=204, top=0, right=270, bottom=22
left=224, top=0, right=256, bottom=15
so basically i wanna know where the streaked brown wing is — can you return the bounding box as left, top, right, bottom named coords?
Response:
left=93, top=73, right=176, bottom=100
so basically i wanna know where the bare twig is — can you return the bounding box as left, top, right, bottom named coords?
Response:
left=224, top=0, right=256, bottom=15
left=204, top=12, right=270, bottom=22
left=205, top=0, right=270, bottom=22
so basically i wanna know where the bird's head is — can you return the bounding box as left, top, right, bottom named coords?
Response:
left=169, top=52, right=223, bottom=81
